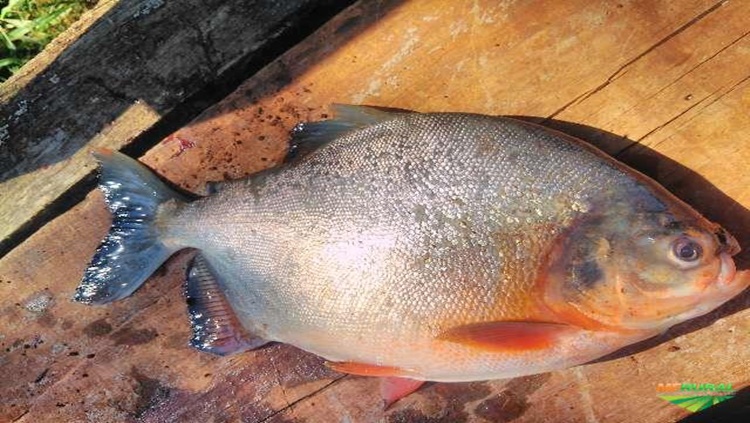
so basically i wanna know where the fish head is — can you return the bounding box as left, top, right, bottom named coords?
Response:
left=544, top=205, right=748, bottom=333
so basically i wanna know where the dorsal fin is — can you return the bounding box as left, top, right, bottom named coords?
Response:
left=185, top=254, right=268, bottom=355
left=287, top=104, right=401, bottom=161
left=331, top=104, right=399, bottom=126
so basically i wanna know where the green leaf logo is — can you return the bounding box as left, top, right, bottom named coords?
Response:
left=658, top=395, right=734, bottom=412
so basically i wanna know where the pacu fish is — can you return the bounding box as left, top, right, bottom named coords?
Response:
left=75, top=106, right=748, bottom=401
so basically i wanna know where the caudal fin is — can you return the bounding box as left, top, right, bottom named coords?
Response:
left=74, top=150, right=187, bottom=305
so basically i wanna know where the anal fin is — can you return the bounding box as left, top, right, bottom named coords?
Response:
left=186, top=254, right=267, bottom=355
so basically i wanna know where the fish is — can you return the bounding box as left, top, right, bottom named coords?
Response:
left=74, top=105, right=749, bottom=405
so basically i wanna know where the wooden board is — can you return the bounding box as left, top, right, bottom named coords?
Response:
left=2, top=0, right=749, bottom=421
left=0, top=0, right=356, bottom=255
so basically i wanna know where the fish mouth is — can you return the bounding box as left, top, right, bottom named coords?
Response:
left=716, top=252, right=738, bottom=289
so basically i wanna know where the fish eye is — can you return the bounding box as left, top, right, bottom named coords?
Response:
left=670, top=237, right=703, bottom=263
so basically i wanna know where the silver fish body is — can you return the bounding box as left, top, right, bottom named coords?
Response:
left=76, top=106, right=747, bottom=382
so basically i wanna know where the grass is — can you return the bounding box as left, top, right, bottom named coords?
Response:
left=1, top=0, right=96, bottom=82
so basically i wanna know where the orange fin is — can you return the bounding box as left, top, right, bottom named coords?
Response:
left=381, top=377, right=425, bottom=409
left=326, top=361, right=411, bottom=377
left=438, top=321, right=576, bottom=352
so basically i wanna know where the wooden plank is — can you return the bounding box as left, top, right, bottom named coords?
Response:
left=553, top=0, right=750, bottom=155
left=2, top=0, right=749, bottom=421
left=0, top=0, right=356, bottom=255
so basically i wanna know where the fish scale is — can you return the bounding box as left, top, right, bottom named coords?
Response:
left=75, top=106, right=747, bottom=386
left=171, top=114, right=653, bottom=357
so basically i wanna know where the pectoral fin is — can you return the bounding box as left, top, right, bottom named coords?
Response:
left=438, top=321, right=577, bottom=352
left=186, top=254, right=268, bottom=355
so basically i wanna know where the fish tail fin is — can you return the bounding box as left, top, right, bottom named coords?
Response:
left=74, top=149, right=188, bottom=305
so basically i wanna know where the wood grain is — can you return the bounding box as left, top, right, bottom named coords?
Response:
left=2, top=0, right=748, bottom=421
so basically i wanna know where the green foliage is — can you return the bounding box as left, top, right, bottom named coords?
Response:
left=0, top=0, right=95, bottom=82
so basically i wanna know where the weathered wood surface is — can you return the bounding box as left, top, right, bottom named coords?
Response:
left=2, top=0, right=750, bottom=421
left=0, top=0, right=356, bottom=255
